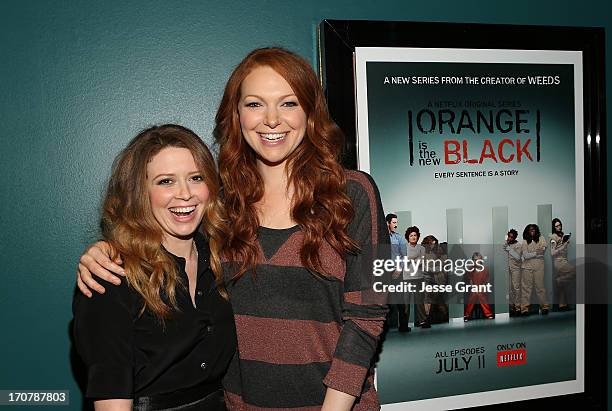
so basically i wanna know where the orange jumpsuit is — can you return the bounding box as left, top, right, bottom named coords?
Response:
left=464, top=266, right=493, bottom=318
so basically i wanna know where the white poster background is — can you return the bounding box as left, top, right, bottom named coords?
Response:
left=355, top=47, right=584, bottom=410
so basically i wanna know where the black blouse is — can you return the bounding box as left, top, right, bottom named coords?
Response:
left=72, top=234, right=236, bottom=404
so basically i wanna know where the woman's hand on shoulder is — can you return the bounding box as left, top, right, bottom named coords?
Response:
left=77, top=241, right=125, bottom=297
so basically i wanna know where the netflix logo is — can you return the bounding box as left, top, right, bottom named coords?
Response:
left=496, top=342, right=527, bottom=367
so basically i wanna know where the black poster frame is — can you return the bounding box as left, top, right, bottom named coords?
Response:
left=319, top=19, right=607, bottom=409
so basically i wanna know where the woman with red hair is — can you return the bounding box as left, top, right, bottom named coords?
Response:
left=76, top=48, right=388, bottom=410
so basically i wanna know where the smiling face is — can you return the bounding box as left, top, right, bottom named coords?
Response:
left=147, top=147, right=209, bottom=248
left=238, top=65, right=307, bottom=169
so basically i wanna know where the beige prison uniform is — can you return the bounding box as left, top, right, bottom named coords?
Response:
left=506, top=241, right=522, bottom=310
left=520, top=235, right=549, bottom=312
left=550, top=233, right=575, bottom=306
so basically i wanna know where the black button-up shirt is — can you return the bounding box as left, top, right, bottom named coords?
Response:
left=73, top=233, right=236, bottom=402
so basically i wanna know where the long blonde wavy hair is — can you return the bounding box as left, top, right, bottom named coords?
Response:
left=101, top=124, right=228, bottom=320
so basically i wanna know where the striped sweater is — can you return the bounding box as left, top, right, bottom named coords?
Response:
left=222, top=170, right=389, bottom=410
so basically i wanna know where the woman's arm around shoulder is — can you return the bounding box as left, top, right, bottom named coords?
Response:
left=76, top=241, right=126, bottom=297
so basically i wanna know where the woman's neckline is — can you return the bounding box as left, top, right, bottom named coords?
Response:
left=258, top=224, right=300, bottom=234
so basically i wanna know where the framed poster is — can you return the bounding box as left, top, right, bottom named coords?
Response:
left=320, top=21, right=606, bottom=409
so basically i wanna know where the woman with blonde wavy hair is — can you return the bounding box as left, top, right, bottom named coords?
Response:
left=73, top=124, right=236, bottom=410
left=76, top=48, right=388, bottom=410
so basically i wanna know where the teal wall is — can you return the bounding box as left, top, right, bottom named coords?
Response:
left=1, top=0, right=611, bottom=409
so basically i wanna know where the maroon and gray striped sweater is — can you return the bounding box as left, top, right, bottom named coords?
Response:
left=223, top=170, right=389, bottom=410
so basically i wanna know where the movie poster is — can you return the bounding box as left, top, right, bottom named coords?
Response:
left=354, top=48, right=584, bottom=409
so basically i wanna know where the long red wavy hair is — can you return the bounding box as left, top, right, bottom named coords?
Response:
left=214, top=47, right=359, bottom=280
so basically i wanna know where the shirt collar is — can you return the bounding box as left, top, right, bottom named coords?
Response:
left=162, top=231, right=210, bottom=270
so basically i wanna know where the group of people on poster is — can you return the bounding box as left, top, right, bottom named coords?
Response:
left=386, top=214, right=576, bottom=331
left=505, top=218, right=575, bottom=317
left=386, top=213, right=459, bottom=331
